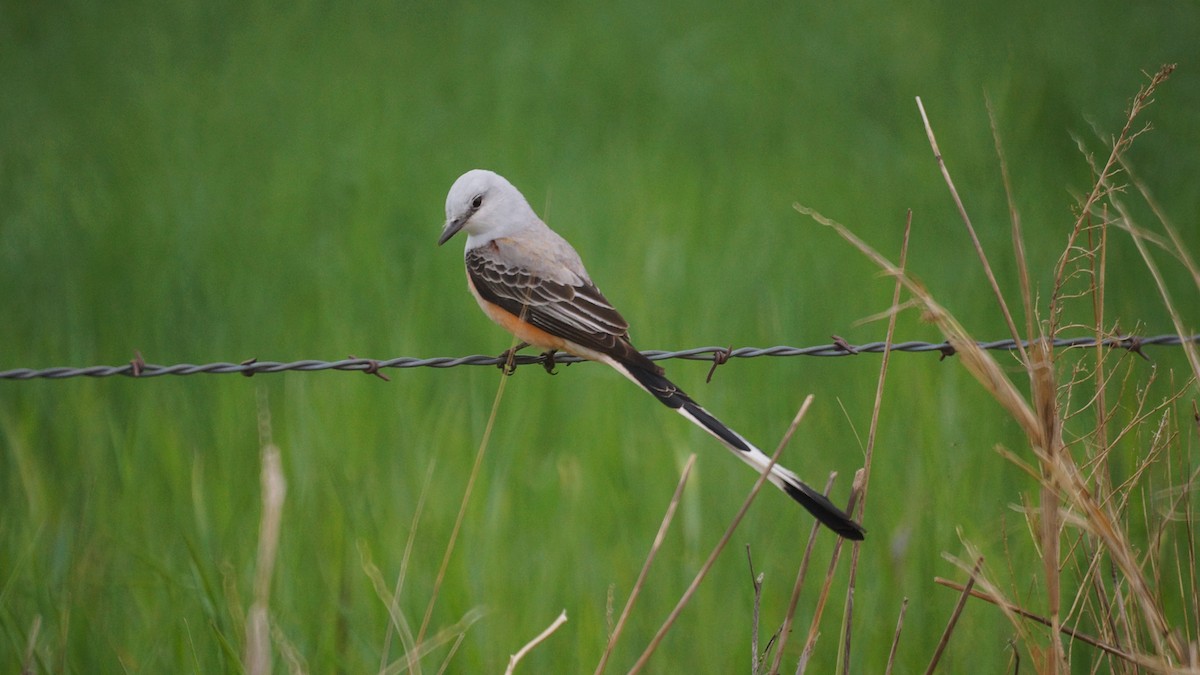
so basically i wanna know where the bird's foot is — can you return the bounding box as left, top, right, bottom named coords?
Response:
left=497, top=342, right=530, bottom=376
left=539, top=349, right=559, bottom=375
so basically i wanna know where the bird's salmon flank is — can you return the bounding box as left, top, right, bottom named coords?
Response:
left=438, top=169, right=865, bottom=540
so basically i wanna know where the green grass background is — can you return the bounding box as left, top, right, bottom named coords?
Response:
left=2, top=1, right=1198, bottom=672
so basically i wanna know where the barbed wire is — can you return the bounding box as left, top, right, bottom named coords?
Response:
left=1, top=334, right=1196, bottom=381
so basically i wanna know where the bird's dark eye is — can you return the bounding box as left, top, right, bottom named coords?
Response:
left=471, top=194, right=483, bottom=209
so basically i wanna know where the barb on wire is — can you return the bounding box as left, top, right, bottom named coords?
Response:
left=0, top=334, right=1196, bottom=381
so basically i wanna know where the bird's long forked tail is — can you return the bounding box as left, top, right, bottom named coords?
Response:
left=614, top=359, right=866, bottom=541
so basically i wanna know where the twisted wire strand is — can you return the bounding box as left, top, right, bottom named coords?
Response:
left=1, top=334, right=1195, bottom=381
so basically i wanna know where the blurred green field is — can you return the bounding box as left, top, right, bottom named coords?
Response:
left=2, top=1, right=1198, bottom=672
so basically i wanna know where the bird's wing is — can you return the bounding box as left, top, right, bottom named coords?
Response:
left=465, top=240, right=646, bottom=363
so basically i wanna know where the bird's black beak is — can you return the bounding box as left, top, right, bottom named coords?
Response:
left=437, top=216, right=466, bottom=246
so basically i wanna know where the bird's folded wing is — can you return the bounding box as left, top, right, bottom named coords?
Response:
left=466, top=245, right=634, bottom=358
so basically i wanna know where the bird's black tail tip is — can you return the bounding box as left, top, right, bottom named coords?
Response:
left=781, top=481, right=866, bottom=541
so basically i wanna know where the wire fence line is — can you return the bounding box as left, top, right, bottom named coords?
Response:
left=1, top=334, right=1196, bottom=381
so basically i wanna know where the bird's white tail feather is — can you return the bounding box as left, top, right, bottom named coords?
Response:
left=675, top=406, right=794, bottom=489
left=604, top=356, right=865, bottom=540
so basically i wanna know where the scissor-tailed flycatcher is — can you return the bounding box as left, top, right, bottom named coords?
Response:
left=438, top=169, right=864, bottom=540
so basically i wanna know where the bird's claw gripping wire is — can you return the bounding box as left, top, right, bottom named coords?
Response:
left=538, top=349, right=560, bottom=375
left=497, top=342, right=530, bottom=376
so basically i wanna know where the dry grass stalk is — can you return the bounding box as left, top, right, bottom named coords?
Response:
left=802, top=63, right=1195, bottom=672
left=747, top=547, right=767, bottom=674
left=949, top=546, right=1046, bottom=663
left=884, top=599, right=909, bottom=675
left=504, top=610, right=568, bottom=675
left=416, top=334, right=519, bottom=647
left=795, top=474, right=861, bottom=673
left=916, top=96, right=1027, bottom=363
left=1115, top=159, right=1200, bottom=293
left=594, top=455, right=697, bottom=675
left=244, top=389, right=287, bottom=675
left=794, top=204, right=1043, bottom=443
left=933, top=576, right=1141, bottom=661
left=1050, top=64, right=1176, bottom=336
left=1092, top=165, right=1200, bottom=385
left=629, top=396, right=816, bottom=674
left=839, top=474, right=866, bottom=675
left=773, top=472, right=841, bottom=674
left=924, top=556, right=985, bottom=674
left=1030, top=339, right=1067, bottom=672
left=433, top=632, right=470, bottom=675
left=839, top=208, right=912, bottom=674
left=244, top=443, right=286, bottom=675
left=986, top=91, right=1036, bottom=345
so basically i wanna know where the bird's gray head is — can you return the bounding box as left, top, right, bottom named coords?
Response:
left=438, top=169, right=538, bottom=247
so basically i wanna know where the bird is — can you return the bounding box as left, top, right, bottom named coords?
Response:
left=437, top=169, right=864, bottom=540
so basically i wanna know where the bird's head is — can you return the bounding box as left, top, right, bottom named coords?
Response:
left=438, top=169, right=537, bottom=247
